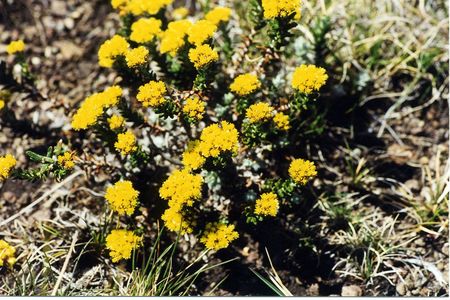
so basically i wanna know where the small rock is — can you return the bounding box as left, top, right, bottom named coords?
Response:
left=396, top=282, right=407, bottom=296
left=307, top=283, right=319, bottom=296
left=341, top=285, right=362, bottom=296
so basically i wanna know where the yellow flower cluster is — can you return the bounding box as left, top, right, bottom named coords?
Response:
left=288, top=158, right=317, bottom=185
left=106, top=230, right=142, bottom=262
left=183, top=96, right=205, bottom=120
left=0, top=240, right=16, bottom=268
left=112, top=0, right=173, bottom=16
left=98, top=35, right=129, bottom=68
left=229, top=73, right=261, bottom=96
left=161, top=206, right=194, bottom=234
left=136, top=80, right=167, bottom=107
left=188, top=45, right=219, bottom=69
left=187, top=20, right=217, bottom=46
left=200, top=223, right=239, bottom=251
left=182, top=141, right=206, bottom=170
left=261, top=0, right=302, bottom=20
left=0, top=99, right=5, bottom=110
left=291, top=64, right=328, bottom=94
left=205, top=7, right=232, bottom=25
left=273, top=112, right=290, bottom=131
left=246, top=102, right=274, bottom=123
left=254, top=192, right=279, bottom=216
left=159, top=169, right=203, bottom=210
left=125, top=46, right=149, bottom=68
left=197, top=121, right=239, bottom=158
left=71, top=86, right=122, bottom=130
left=159, top=20, right=192, bottom=56
left=0, top=154, right=16, bottom=181
left=130, top=18, right=162, bottom=43
left=57, top=152, right=76, bottom=169
left=173, top=7, right=189, bottom=19
left=6, top=40, right=25, bottom=55
left=108, top=114, right=125, bottom=130
left=105, top=180, right=139, bottom=215
left=114, top=130, right=137, bottom=155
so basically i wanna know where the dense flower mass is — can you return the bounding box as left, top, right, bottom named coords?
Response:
left=0, top=154, right=16, bottom=181
left=159, top=169, right=203, bottom=210
left=113, top=0, right=173, bottom=15
left=246, top=102, right=274, bottom=123
left=105, top=180, right=139, bottom=215
left=197, top=121, right=239, bottom=158
left=161, top=206, right=194, bottom=234
left=71, top=86, right=122, bottom=130
left=136, top=80, right=167, bottom=107
left=130, top=18, right=162, bottom=43
left=255, top=192, right=279, bottom=216
left=0, top=99, right=4, bottom=110
left=57, top=152, right=75, bottom=169
left=0, top=240, right=16, bottom=268
left=106, top=230, right=142, bottom=262
left=291, top=64, right=328, bottom=94
left=229, top=73, right=261, bottom=96
left=273, top=112, right=290, bottom=131
left=182, top=141, right=206, bottom=170
left=289, top=158, right=317, bottom=185
left=108, top=114, right=125, bottom=130
left=114, top=130, right=137, bottom=155
left=200, top=223, right=239, bottom=250
left=187, top=20, right=217, bottom=46
left=98, top=35, right=129, bottom=67
left=205, top=7, right=232, bottom=25
left=6, top=40, right=25, bottom=55
left=188, top=44, right=219, bottom=69
left=183, top=96, right=205, bottom=120
left=125, top=46, right=149, bottom=67
left=159, top=20, right=192, bottom=56
left=261, top=0, right=302, bottom=19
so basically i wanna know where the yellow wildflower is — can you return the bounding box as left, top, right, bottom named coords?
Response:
left=159, top=169, right=203, bottom=210
left=197, top=121, right=239, bottom=158
left=200, top=223, right=239, bottom=251
left=288, top=158, right=317, bottom=185
left=111, top=0, right=127, bottom=9
left=254, top=192, right=279, bottom=216
left=0, top=154, right=16, bottom=181
left=108, top=114, right=125, bottom=130
left=173, top=7, right=189, bottom=19
left=187, top=20, right=217, bottom=46
left=159, top=19, right=193, bottom=56
left=182, top=141, right=206, bottom=171
left=188, top=44, right=219, bottom=69
left=98, top=35, right=129, bottom=68
left=6, top=40, right=25, bottom=55
left=246, top=102, right=274, bottom=123
left=136, top=80, right=167, bottom=107
left=161, top=206, right=194, bottom=234
left=291, top=64, right=328, bottom=94
left=261, top=0, right=302, bottom=20
left=105, top=180, right=139, bottom=215
left=130, top=18, right=162, bottom=43
left=205, top=7, right=232, bottom=25
left=106, top=230, right=142, bottom=262
left=124, top=0, right=173, bottom=15
left=229, top=73, right=261, bottom=96
left=183, top=96, right=205, bottom=120
left=57, top=152, right=76, bottom=170
left=0, top=240, right=16, bottom=268
left=0, top=100, right=5, bottom=110
left=114, top=130, right=137, bottom=155
left=125, top=46, right=149, bottom=68
left=273, top=112, right=290, bottom=131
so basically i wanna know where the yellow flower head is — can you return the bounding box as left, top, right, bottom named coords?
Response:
left=291, top=64, right=328, bottom=94
left=159, top=169, right=203, bottom=210
left=0, top=240, right=16, bottom=268
left=188, top=44, right=219, bottom=69
left=173, top=7, right=189, bottom=19
left=197, top=121, right=239, bottom=158
left=125, top=46, right=149, bottom=68
left=161, top=206, right=194, bottom=234
left=124, top=0, right=173, bottom=15
left=105, top=180, right=139, bottom=215
left=108, top=114, right=125, bottom=130
left=106, top=230, right=142, bottom=262
left=289, top=158, right=317, bottom=185
left=246, top=102, right=274, bottom=123
left=130, top=18, right=162, bottom=43
left=205, top=7, right=232, bottom=25
left=0, top=154, right=16, bottom=181
left=98, top=35, right=129, bottom=68
left=261, top=0, right=302, bottom=20
left=0, top=100, right=5, bottom=110
left=111, top=0, right=128, bottom=9
left=183, top=96, right=206, bottom=120
left=230, top=73, right=261, bottom=96
left=187, top=20, right=217, bottom=45
left=273, top=112, right=290, bottom=131
left=255, top=192, right=279, bottom=216
left=200, top=223, right=239, bottom=251
left=182, top=141, right=206, bottom=171
left=6, top=40, right=25, bottom=55
left=114, top=130, right=137, bottom=155
left=57, top=152, right=76, bottom=170
left=136, top=80, right=167, bottom=107
left=71, top=86, right=122, bottom=130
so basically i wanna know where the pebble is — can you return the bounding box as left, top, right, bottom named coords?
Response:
left=341, top=285, right=362, bottom=296
left=396, top=282, right=407, bottom=295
